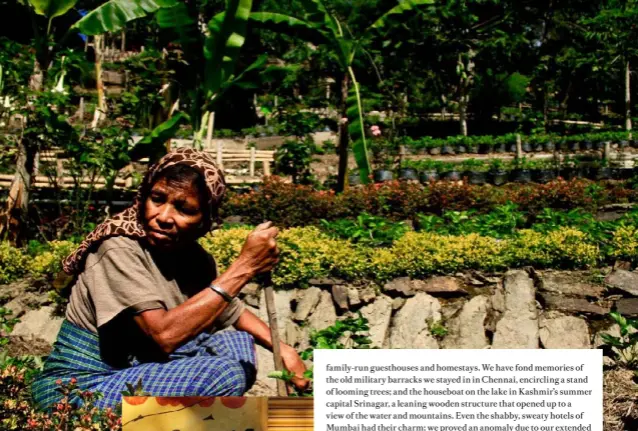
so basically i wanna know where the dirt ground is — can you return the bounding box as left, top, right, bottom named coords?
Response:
left=603, top=368, right=638, bottom=430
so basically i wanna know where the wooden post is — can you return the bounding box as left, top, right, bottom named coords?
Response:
left=516, top=134, right=523, bottom=160
left=250, top=147, right=256, bottom=177
left=264, top=282, right=287, bottom=397
left=205, top=112, right=214, bottom=151
left=121, top=30, right=126, bottom=53
left=77, top=97, right=85, bottom=122
left=604, top=141, right=611, bottom=161
left=33, top=152, right=40, bottom=176
left=56, top=157, right=64, bottom=188
left=263, top=157, right=272, bottom=177
left=216, top=139, right=223, bottom=170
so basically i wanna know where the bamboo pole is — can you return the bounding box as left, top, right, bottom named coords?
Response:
left=626, top=60, right=632, bottom=140
left=250, top=147, right=256, bottom=177
left=264, top=276, right=287, bottom=397
left=516, top=134, right=523, bottom=160
left=205, top=111, right=214, bottom=151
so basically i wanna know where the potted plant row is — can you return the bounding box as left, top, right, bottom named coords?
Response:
left=385, top=156, right=635, bottom=186
left=400, top=131, right=635, bottom=156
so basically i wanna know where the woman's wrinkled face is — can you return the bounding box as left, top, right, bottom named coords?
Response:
left=144, top=177, right=205, bottom=250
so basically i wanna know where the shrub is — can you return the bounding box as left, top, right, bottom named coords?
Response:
left=609, top=226, right=638, bottom=264
left=274, top=138, right=315, bottom=184
left=202, top=226, right=612, bottom=287
left=0, top=243, right=27, bottom=285
left=0, top=367, right=122, bottom=430
left=600, top=312, right=638, bottom=369
left=223, top=178, right=638, bottom=228
left=222, top=177, right=335, bottom=227
left=199, top=227, right=252, bottom=273
left=370, top=232, right=509, bottom=282
left=320, top=213, right=409, bottom=247
left=508, top=229, right=598, bottom=268
left=201, top=227, right=368, bottom=287
left=28, top=241, right=76, bottom=278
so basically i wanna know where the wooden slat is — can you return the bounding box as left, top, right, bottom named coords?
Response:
left=223, top=157, right=273, bottom=161
left=268, top=398, right=314, bottom=408
left=1, top=146, right=276, bottom=191
left=268, top=398, right=313, bottom=431
left=268, top=418, right=314, bottom=427
left=269, top=410, right=314, bottom=417
left=250, top=147, right=256, bottom=177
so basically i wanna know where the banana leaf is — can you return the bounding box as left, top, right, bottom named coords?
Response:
left=249, top=11, right=329, bottom=50
left=300, top=0, right=341, bottom=38
left=155, top=2, right=199, bottom=55
left=73, top=0, right=178, bottom=35
left=204, top=0, right=253, bottom=97
left=367, top=0, right=434, bottom=31
left=28, top=0, right=78, bottom=19
left=129, top=112, right=189, bottom=162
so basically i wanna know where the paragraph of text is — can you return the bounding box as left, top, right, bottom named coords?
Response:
left=315, top=349, right=602, bottom=431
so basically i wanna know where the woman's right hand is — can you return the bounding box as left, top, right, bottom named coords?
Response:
left=238, top=221, right=280, bottom=275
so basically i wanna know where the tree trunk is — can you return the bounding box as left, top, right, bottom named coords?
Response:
left=459, top=89, right=468, bottom=136
left=2, top=136, right=36, bottom=243
left=91, top=35, right=106, bottom=129
left=626, top=59, right=632, bottom=140
left=336, top=74, right=350, bottom=193
left=458, top=51, right=475, bottom=137
left=0, top=61, right=43, bottom=242
left=560, top=80, right=572, bottom=118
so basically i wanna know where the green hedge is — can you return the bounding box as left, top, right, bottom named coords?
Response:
left=2, top=222, right=636, bottom=288
left=200, top=225, right=624, bottom=287
left=0, top=240, right=75, bottom=284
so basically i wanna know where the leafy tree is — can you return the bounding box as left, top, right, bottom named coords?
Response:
left=1, top=0, right=258, bottom=241
left=1, top=0, right=173, bottom=241
left=251, top=0, right=434, bottom=191
left=583, top=0, right=638, bottom=138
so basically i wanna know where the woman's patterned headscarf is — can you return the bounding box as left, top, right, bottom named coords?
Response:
left=62, top=148, right=226, bottom=275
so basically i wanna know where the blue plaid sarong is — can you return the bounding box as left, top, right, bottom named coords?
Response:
left=31, top=320, right=256, bottom=410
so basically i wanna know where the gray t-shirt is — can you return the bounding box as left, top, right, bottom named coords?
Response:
left=66, top=236, right=244, bottom=334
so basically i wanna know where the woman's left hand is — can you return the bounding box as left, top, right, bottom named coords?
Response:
left=281, top=344, right=310, bottom=392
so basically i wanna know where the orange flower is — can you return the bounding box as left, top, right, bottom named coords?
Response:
left=220, top=397, right=247, bottom=409
left=123, top=396, right=148, bottom=406
left=156, top=396, right=216, bottom=407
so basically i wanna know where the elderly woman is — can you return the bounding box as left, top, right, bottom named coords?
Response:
left=32, top=148, right=307, bottom=410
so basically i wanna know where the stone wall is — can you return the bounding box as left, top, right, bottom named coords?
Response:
left=2, top=268, right=636, bottom=396
left=241, top=268, right=637, bottom=395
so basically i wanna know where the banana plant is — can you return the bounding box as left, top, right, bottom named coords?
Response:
left=251, top=0, right=434, bottom=190
left=2, top=0, right=180, bottom=240
left=23, top=0, right=176, bottom=84
left=131, top=0, right=275, bottom=160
